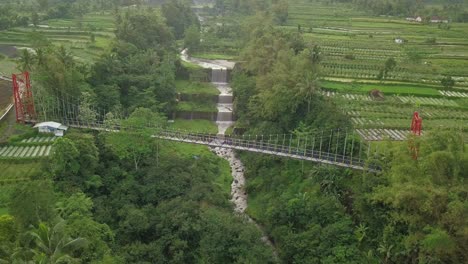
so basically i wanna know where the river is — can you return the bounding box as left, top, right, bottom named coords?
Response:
left=181, top=49, right=278, bottom=259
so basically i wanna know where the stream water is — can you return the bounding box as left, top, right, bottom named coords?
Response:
left=181, top=49, right=278, bottom=259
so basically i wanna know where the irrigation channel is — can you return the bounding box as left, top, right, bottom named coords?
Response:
left=181, top=49, right=279, bottom=259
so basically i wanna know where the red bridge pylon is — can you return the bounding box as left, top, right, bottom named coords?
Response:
left=411, top=111, right=422, bottom=136
left=409, top=111, right=423, bottom=159
left=12, top=72, right=36, bottom=123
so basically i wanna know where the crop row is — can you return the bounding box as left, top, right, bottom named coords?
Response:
left=356, top=129, right=409, bottom=141
left=396, top=96, right=458, bottom=107
left=321, top=46, right=403, bottom=58
left=323, top=70, right=468, bottom=87
left=322, top=63, right=404, bottom=72
left=325, top=53, right=396, bottom=61
left=322, top=91, right=372, bottom=101
left=343, top=100, right=468, bottom=117
left=0, top=145, right=52, bottom=159
left=439, top=90, right=468, bottom=98
left=20, top=137, right=56, bottom=143
left=348, top=109, right=468, bottom=120
left=352, top=116, right=468, bottom=129
left=326, top=92, right=442, bottom=106
left=315, top=40, right=402, bottom=51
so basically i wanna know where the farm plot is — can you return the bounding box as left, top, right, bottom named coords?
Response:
left=328, top=89, right=468, bottom=140
left=19, top=136, right=56, bottom=144
left=396, top=96, right=459, bottom=107
left=0, top=145, right=52, bottom=159
left=356, top=129, right=411, bottom=141
left=439, top=90, right=468, bottom=98
left=322, top=91, right=372, bottom=101
left=0, top=12, right=115, bottom=73
left=287, top=0, right=468, bottom=89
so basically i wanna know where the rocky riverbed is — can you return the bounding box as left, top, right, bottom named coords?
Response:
left=212, top=147, right=247, bottom=213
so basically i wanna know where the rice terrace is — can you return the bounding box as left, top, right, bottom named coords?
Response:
left=0, top=0, right=467, bottom=263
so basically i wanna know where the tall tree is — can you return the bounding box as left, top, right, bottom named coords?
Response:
left=105, top=108, right=166, bottom=171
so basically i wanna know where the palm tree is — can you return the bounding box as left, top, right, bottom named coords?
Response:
left=17, top=49, right=35, bottom=72
left=56, top=46, right=74, bottom=68
left=17, top=220, right=86, bottom=264
left=296, top=71, right=319, bottom=114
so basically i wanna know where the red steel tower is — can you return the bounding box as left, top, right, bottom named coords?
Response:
left=409, top=111, right=423, bottom=159
left=12, top=72, right=36, bottom=123
left=411, top=111, right=422, bottom=136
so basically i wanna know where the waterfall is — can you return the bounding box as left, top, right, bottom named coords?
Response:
left=212, top=68, right=228, bottom=83
left=211, top=68, right=234, bottom=135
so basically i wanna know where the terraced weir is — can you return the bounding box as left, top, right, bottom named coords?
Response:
left=181, top=49, right=279, bottom=259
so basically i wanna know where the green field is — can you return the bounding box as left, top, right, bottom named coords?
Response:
left=287, top=0, right=468, bottom=88
left=281, top=0, right=468, bottom=139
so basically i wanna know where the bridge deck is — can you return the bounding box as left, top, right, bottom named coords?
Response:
left=55, top=120, right=380, bottom=172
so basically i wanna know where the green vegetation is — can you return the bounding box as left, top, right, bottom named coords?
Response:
left=176, top=101, right=217, bottom=112
left=242, top=131, right=467, bottom=263
left=0, top=13, right=116, bottom=73
left=181, top=60, right=203, bottom=70
left=0, top=1, right=466, bottom=263
left=169, top=119, right=218, bottom=134
left=175, top=79, right=219, bottom=95
left=0, top=4, right=274, bottom=263
left=0, top=207, right=8, bottom=215
left=162, top=141, right=232, bottom=194
left=0, top=161, right=42, bottom=181
left=285, top=0, right=468, bottom=89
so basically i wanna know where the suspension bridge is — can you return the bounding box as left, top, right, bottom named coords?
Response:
left=3, top=72, right=395, bottom=172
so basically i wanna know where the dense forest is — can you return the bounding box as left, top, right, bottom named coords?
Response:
left=0, top=0, right=467, bottom=263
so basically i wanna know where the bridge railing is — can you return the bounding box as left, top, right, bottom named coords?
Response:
left=157, top=130, right=367, bottom=167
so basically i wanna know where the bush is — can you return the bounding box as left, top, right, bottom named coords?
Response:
left=344, top=53, right=355, bottom=60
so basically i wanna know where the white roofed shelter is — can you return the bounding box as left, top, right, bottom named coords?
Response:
left=33, top=122, right=68, bottom=137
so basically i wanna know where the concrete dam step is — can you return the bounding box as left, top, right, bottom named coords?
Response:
left=218, top=95, right=233, bottom=104
left=212, top=69, right=228, bottom=83
left=217, top=112, right=233, bottom=122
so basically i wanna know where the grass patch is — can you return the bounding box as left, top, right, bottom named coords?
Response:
left=321, top=81, right=441, bottom=96
left=214, top=158, right=232, bottom=196
left=0, top=58, right=17, bottom=76
left=168, top=119, right=218, bottom=134
left=181, top=60, right=203, bottom=70
left=224, top=125, right=235, bottom=135
left=175, top=80, right=219, bottom=95
left=176, top=101, right=217, bottom=112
